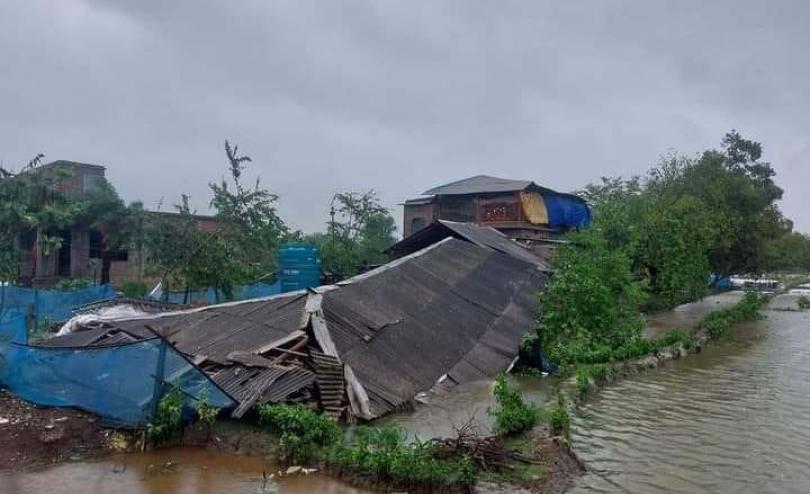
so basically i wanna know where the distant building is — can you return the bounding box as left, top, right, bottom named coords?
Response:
left=402, top=175, right=591, bottom=257
left=17, top=160, right=220, bottom=287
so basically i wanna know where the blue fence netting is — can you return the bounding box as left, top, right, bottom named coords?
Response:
left=0, top=284, right=118, bottom=323
left=0, top=322, right=235, bottom=425
left=158, top=281, right=281, bottom=305
left=0, top=281, right=270, bottom=425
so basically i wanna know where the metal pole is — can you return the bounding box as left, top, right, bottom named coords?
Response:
left=149, top=337, right=168, bottom=421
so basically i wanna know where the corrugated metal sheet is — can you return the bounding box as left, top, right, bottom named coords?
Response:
left=261, top=367, right=317, bottom=403
left=42, top=237, right=546, bottom=421
left=386, top=220, right=548, bottom=270
left=321, top=238, right=546, bottom=417
left=212, top=365, right=288, bottom=418
left=423, top=175, right=533, bottom=196
left=211, top=364, right=316, bottom=418
left=311, top=350, right=344, bottom=418
left=109, top=293, right=308, bottom=365
left=71, top=298, right=182, bottom=316
left=438, top=221, right=548, bottom=269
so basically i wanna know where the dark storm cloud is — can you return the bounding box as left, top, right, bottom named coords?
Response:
left=1, top=0, right=808, bottom=233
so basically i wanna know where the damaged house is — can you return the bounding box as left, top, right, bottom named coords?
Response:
left=39, top=234, right=547, bottom=422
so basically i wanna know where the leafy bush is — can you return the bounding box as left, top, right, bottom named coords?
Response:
left=546, top=394, right=571, bottom=442
left=53, top=277, right=92, bottom=291
left=120, top=280, right=148, bottom=299
left=575, top=364, right=608, bottom=395
left=698, top=291, right=766, bottom=339
left=659, top=329, right=692, bottom=348
left=195, top=394, right=219, bottom=428
left=487, top=374, right=540, bottom=436
left=147, top=387, right=184, bottom=443
left=799, top=296, right=810, bottom=310
left=328, top=426, right=476, bottom=488
left=538, top=231, right=646, bottom=368
left=257, top=404, right=340, bottom=462
left=575, top=371, right=590, bottom=395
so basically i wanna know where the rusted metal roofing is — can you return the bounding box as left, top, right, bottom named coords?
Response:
left=321, top=238, right=546, bottom=417
left=386, top=220, right=548, bottom=270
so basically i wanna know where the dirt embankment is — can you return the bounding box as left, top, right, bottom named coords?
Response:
left=0, top=390, right=118, bottom=471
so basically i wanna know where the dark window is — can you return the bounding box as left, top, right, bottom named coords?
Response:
left=57, top=230, right=72, bottom=277
left=411, top=217, right=426, bottom=233
left=89, top=230, right=104, bottom=259
left=438, top=197, right=475, bottom=222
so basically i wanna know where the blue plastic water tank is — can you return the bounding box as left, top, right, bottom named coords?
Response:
left=277, top=244, right=322, bottom=293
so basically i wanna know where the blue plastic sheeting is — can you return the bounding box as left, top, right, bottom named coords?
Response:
left=161, top=281, right=281, bottom=305
left=0, top=337, right=235, bottom=426
left=541, top=192, right=592, bottom=229
left=0, top=284, right=117, bottom=322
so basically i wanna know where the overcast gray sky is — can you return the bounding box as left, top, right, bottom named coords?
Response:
left=1, top=0, right=808, bottom=234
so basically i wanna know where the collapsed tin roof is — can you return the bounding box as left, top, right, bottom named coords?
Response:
left=44, top=237, right=546, bottom=421
left=386, top=220, right=549, bottom=270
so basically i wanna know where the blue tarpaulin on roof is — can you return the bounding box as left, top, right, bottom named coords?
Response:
left=541, top=192, right=592, bottom=229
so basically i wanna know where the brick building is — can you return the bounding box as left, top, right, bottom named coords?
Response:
left=17, top=160, right=219, bottom=287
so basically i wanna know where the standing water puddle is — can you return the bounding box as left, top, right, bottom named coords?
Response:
left=0, top=448, right=371, bottom=494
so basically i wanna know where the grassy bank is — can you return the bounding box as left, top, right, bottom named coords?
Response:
left=246, top=376, right=581, bottom=493
left=573, top=292, right=767, bottom=396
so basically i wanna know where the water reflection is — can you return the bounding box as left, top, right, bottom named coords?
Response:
left=0, top=448, right=371, bottom=494
left=570, top=305, right=810, bottom=494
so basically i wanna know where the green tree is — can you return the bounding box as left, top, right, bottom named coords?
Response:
left=307, top=190, right=397, bottom=281
left=143, top=141, right=289, bottom=301
left=538, top=230, right=646, bottom=366
left=0, top=155, right=136, bottom=284
left=209, top=141, right=289, bottom=277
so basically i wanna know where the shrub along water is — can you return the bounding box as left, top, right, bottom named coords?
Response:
left=328, top=425, right=477, bottom=490
left=147, top=387, right=183, bottom=443
left=696, top=291, right=767, bottom=339
left=257, top=403, right=341, bottom=463
left=487, top=374, right=540, bottom=436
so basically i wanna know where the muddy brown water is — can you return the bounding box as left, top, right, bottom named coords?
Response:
left=569, top=296, right=810, bottom=494
left=0, top=448, right=371, bottom=494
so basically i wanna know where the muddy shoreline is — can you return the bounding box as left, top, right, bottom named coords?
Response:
left=0, top=389, right=119, bottom=471
left=0, top=392, right=582, bottom=493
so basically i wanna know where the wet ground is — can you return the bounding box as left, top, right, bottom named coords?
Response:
left=7, top=291, right=807, bottom=494
left=0, top=447, right=372, bottom=494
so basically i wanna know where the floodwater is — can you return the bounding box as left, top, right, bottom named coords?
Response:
left=6, top=292, right=807, bottom=494
left=387, top=291, right=810, bottom=494
left=0, top=448, right=372, bottom=494
left=383, top=375, right=558, bottom=439
left=386, top=291, right=748, bottom=440
left=570, top=295, right=810, bottom=494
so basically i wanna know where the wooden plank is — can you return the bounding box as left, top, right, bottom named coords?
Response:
left=253, top=330, right=305, bottom=355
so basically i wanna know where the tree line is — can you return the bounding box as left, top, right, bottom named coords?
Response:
left=0, top=142, right=398, bottom=298
left=536, top=131, right=810, bottom=368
